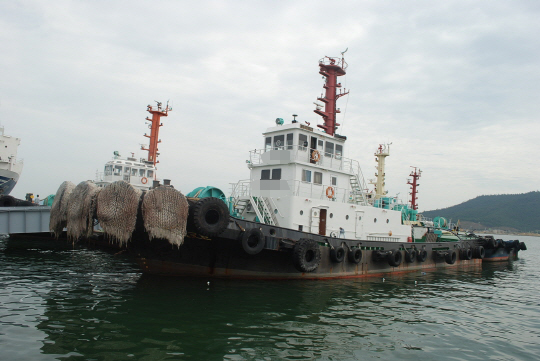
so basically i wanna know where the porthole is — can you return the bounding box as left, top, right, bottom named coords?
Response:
left=269, top=229, right=276, bottom=236
left=346, top=215, right=349, bottom=220
left=374, top=218, right=377, bottom=223
left=314, top=212, right=318, bottom=217
left=386, top=219, right=389, bottom=223
left=330, top=213, right=333, bottom=218
left=300, top=210, right=303, bottom=215
left=274, top=209, right=278, bottom=214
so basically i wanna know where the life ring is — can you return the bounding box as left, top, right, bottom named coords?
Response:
left=293, top=239, right=321, bottom=272
left=311, top=149, right=320, bottom=162
left=241, top=228, right=266, bottom=255
left=141, top=177, right=148, bottom=184
left=326, top=186, right=335, bottom=199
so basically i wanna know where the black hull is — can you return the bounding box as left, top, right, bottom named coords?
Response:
left=128, top=217, right=484, bottom=280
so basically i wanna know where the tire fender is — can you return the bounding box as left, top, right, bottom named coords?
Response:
left=405, top=249, right=417, bottom=263
left=241, top=228, right=266, bottom=255
left=388, top=249, right=402, bottom=267
left=348, top=248, right=362, bottom=264
left=293, top=239, right=321, bottom=273
left=191, top=197, right=229, bottom=237
left=330, top=246, right=346, bottom=263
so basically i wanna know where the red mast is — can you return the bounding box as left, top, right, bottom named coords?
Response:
left=407, top=167, right=422, bottom=210
left=314, top=51, right=349, bottom=136
left=141, top=101, right=171, bottom=167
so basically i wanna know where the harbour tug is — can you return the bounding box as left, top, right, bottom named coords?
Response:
left=54, top=53, right=526, bottom=279
left=126, top=53, right=525, bottom=279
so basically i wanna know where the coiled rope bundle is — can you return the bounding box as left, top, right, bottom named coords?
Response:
left=96, top=181, right=142, bottom=245
left=142, top=186, right=189, bottom=247
left=49, top=181, right=75, bottom=238
left=66, top=181, right=101, bottom=241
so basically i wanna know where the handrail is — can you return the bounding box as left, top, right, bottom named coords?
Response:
left=267, top=197, right=285, bottom=218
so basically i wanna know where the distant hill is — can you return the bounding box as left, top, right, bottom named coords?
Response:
left=421, top=191, right=540, bottom=233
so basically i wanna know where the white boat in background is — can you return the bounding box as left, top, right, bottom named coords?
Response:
left=94, top=102, right=171, bottom=191
left=0, top=126, right=23, bottom=195
left=95, top=151, right=157, bottom=191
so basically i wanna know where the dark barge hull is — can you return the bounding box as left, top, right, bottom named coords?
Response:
left=129, top=217, right=484, bottom=279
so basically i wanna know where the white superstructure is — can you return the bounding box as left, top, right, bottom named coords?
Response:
left=230, top=122, right=412, bottom=242
left=0, top=126, right=23, bottom=195
left=95, top=152, right=156, bottom=191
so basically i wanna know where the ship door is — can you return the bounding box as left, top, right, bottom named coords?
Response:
left=319, top=209, right=327, bottom=236
left=310, top=207, right=327, bottom=235
left=355, top=211, right=364, bottom=238
left=310, top=136, right=318, bottom=163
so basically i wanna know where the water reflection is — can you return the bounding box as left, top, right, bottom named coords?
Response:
left=1, top=237, right=539, bottom=360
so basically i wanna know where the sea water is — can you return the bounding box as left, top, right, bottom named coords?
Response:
left=1, top=235, right=539, bottom=361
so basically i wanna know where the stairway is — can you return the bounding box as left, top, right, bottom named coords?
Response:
left=349, top=174, right=368, bottom=205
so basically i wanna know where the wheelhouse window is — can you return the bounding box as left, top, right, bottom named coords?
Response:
left=325, top=141, right=335, bottom=157
left=104, top=165, right=112, bottom=176
left=131, top=168, right=138, bottom=176
left=318, top=140, right=324, bottom=150
left=302, top=169, right=312, bottom=182
left=265, top=137, right=272, bottom=151
left=331, top=176, right=337, bottom=186
left=299, top=134, right=308, bottom=150
left=286, top=133, right=293, bottom=150
left=261, top=169, right=270, bottom=180
left=335, top=144, right=343, bottom=159
left=139, top=169, right=145, bottom=177
left=273, top=135, right=284, bottom=150
left=124, top=167, right=131, bottom=174
left=314, top=172, right=323, bottom=185
left=271, top=168, right=281, bottom=180
left=147, top=170, right=154, bottom=178
left=114, top=165, right=122, bottom=176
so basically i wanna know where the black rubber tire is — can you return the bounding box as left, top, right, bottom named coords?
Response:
left=388, top=250, right=402, bottom=267
left=191, top=197, right=230, bottom=237
left=461, top=248, right=473, bottom=260
left=241, top=228, right=266, bottom=255
left=445, top=250, right=457, bottom=265
left=405, top=249, right=417, bottom=263
left=487, top=238, right=497, bottom=249
left=0, top=195, right=17, bottom=207
left=519, top=242, right=527, bottom=251
left=330, top=246, right=346, bottom=263
left=16, top=199, right=37, bottom=206
left=417, top=249, right=428, bottom=263
left=348, top=248, right=362, bottom=264
left=293, top=239, right=321, bottom=272
left=474, top=246, right=485, bottom=259
left=372, top=250, right=387, bottom=262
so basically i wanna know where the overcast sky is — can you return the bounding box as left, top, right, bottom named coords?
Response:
left=2, top=0, right=539, bottom=211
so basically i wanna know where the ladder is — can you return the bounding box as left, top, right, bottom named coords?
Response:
left=251, top=196, right=277, bottom=226
left=349, top=174, right=369, bottom=205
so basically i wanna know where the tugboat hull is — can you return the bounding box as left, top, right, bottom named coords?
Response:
left=130, top=219, right=483, bottom=280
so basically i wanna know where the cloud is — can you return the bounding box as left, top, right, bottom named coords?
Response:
left=2, top=0, right=539, bottom=212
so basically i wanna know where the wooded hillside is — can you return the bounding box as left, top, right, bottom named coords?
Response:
left=421, top=191, right=540, bottom=233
